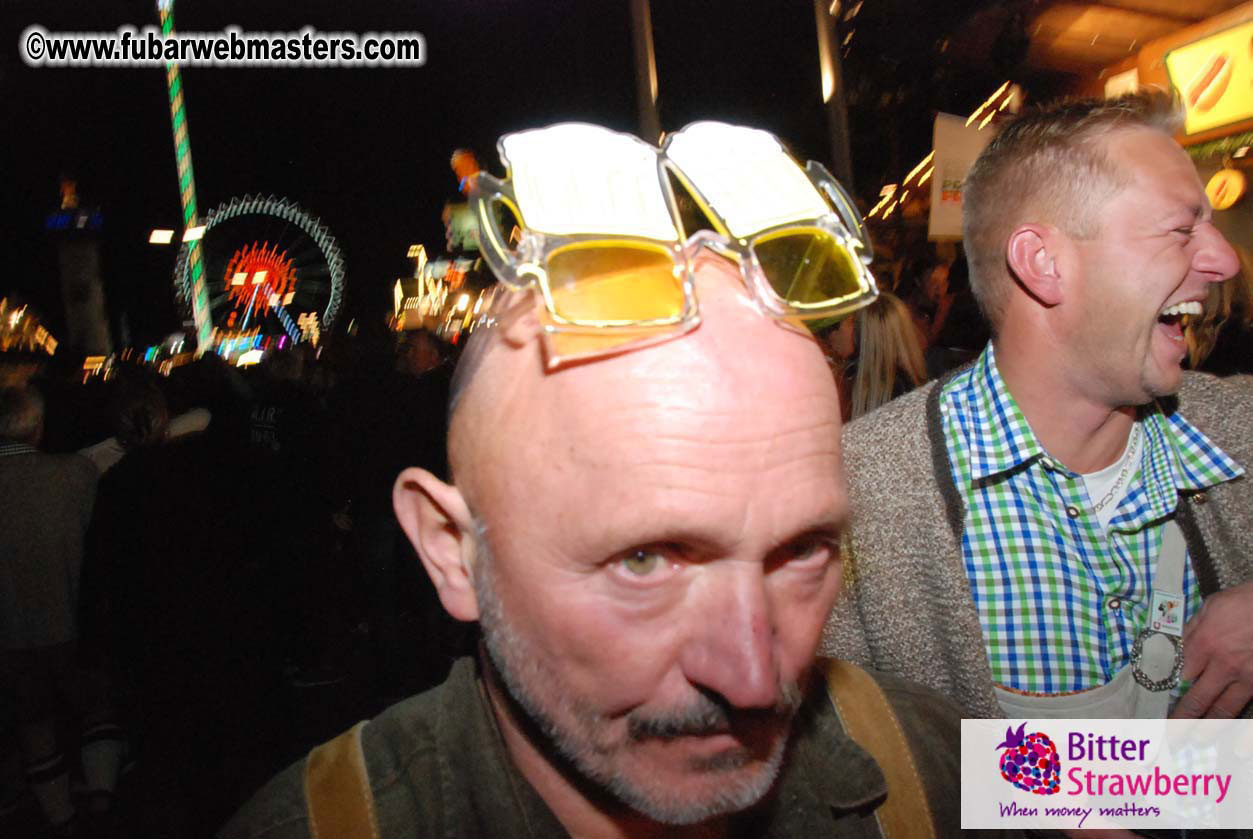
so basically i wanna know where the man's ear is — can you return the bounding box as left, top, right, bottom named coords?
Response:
left=495, top=288, right=544, bottom=348
left=1005, top=223, right=1065, bottom=307
left=393, top=468, right=481, bottom=622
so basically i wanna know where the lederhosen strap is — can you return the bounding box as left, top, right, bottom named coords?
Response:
left=825, top=659, right=937, bottom=839
left=303, top=720, right=378, bottom=839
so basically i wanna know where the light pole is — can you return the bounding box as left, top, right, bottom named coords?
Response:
left=814, top=0, right=854, bottom=188
left=629, top=0, right=662, bottom=143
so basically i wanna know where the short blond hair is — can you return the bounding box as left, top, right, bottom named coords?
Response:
left=962, top=91, right=1184, bottom=329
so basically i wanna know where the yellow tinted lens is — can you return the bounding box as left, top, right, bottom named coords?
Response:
left=752, top=229, right=864, bottom=307
left=543, top=329, right=670, bottom=363
left=545, top=243, right=684, bottom=324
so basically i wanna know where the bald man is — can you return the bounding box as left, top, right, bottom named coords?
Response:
left=220, top=253, right=966, bottom=839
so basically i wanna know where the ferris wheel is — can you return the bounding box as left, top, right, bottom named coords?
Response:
left=156, top=2, right=345, bottom=351
left=172, top=195, right=345, bottom=344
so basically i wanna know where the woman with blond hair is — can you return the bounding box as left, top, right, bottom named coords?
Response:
left=825, top=291, right=928, bottom=421
left=1186, top=244, right=1253, bottom=375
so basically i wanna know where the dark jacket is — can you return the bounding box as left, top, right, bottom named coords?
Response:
left=0, top=442, right=97, bottom=649
left=220, top=656, right=970, bottom=838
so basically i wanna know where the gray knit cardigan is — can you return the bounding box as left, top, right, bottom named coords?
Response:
left=821, top=371, right=1253, bottom=718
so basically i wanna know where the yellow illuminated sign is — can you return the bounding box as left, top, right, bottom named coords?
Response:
left=1206, top=168, right=1246, bottom=210
left=1166, top=20, right=1253, bottom=136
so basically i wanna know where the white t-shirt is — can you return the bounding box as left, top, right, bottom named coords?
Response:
left=1080, top=423, right=1143, bottom=531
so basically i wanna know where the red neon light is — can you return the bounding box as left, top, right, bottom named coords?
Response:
left=223, top=241, right=297, bottom=316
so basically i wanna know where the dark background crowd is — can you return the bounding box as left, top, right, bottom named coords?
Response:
left=1, top=327, right=471, bottom=838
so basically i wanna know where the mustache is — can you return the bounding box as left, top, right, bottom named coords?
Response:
left=626, top=681, right=804, bottom=742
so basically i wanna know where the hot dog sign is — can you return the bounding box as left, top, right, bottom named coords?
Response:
left=1165, top=20, right=1253, bottom=136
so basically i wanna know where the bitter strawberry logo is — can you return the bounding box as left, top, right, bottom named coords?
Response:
left=996, top=722, right=1061, bottom=795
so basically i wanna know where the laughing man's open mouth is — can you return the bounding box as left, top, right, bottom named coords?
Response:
left=1158, top=300, right=1203, bottom=331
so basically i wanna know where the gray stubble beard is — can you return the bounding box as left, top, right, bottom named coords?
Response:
left=471, top=536, right=799, bottom=825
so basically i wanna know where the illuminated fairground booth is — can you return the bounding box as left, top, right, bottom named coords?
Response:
left=391, top=152, right=495, bottom=344
left=1077, top=1, right=1253, bottom=261
left=864, top=1, right=1253, bottom=260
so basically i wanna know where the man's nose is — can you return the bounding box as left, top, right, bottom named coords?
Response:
left=680, top=566, right=781, bottom=709
left=1194, top=224, right=1240, bottom=282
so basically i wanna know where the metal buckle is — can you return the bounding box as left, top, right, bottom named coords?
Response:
left=1130, top=627, right=1184, bottom=692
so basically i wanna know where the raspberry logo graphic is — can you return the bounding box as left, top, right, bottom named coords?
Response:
left=995, top=722, right=1061, bottom=795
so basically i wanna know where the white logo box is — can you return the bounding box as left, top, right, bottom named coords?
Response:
left=961, top=719, right=1253, bottom=831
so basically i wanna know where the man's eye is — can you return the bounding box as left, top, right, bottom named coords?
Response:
left=620, top=550, right=665, bottom=576
left=780, top=539, right=836, bottom=568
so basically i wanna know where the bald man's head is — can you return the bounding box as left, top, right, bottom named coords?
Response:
left=393, top=250, right=847, bottom=826
left=446, top=252, right=839, bottom=506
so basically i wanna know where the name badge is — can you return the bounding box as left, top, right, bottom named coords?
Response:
left=1149, top=590, right=1185, bottom=637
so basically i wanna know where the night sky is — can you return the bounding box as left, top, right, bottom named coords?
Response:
left=3, top=0, right=1003, bottom=347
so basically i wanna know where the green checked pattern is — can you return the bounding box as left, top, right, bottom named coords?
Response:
left=940, top=346, right=1244, bottom=694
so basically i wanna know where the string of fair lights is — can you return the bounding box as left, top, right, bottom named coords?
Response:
left=866, top=80, right=1020, bottom=222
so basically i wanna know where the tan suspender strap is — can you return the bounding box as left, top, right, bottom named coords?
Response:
left=825, top=659, right=936, bottom=839
left=303, top=721, right=380, bottom=839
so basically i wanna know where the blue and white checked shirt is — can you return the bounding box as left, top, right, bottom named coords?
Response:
left=940, top=346, right=1244, bottom=694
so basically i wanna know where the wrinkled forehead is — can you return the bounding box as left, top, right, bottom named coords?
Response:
left=452, top=256, right=841, bottom=507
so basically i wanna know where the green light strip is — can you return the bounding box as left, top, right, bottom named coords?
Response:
left=158, top=1, right=213, bottom=352
left=1187, top=130, right=1253, bottom=162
